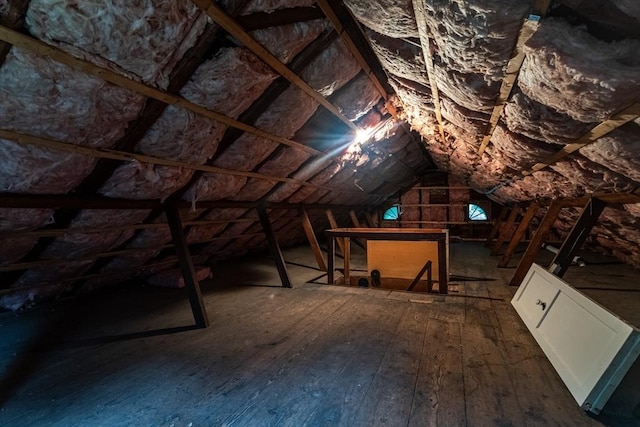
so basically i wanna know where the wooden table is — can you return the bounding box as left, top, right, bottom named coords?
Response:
left=325, top=228, right=448, bottom=294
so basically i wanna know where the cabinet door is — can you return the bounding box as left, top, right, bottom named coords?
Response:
left=512, top=264, right=640, bottom=413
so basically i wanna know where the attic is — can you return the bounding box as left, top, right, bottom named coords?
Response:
left=1, top=0, right=639, bottom=425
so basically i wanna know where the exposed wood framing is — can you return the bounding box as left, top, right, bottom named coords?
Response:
left=236, top=7, right=325, bottom=31
left=349, top=210, right=362, bottom=228
left=166, top=204, right=209, bottom=328
left=0, top=0, right=29, bottom=67
left=343, top=237, right=351, bottom=284
left=257, top=206, right=292, bottom=288
left=489, top=103, right=640, bottom=194
left=549, top=197, right=606, bottom=277
left=0, top=233, right=265, bottom=273
left=0, top=25, right=317, bottom=154
left=497, top=202, right=539, bottom=268
left=325, top=209, right=345, bottom=255
left=485, top=206, right=510, bottom=246
left=315, top=0, right=389, bottom=99
left=300, top=209, right=327, bottom=271
left=412, top=0, right=446, bottom=141
left=0, top=219, right=255, bottom=239
left=192, top=0, right=358, bottom=131
left=0, top=193, right=370, bottom=211
left=508, top=201, right=563, bottom=287
left=491, top=206, right=521, bottom=256
left=523, top=102, right=640, bottom=175
left=0, top=129, right=380, bottom=199
left=478, top=17, right=540, bottom=155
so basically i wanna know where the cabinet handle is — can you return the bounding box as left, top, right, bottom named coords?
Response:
left=536, top=299, right=547, bottom=311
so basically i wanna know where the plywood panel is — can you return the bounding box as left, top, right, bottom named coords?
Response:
left=367, top=240, right=440, bottom=281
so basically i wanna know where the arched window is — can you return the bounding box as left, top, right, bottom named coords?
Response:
left=468, top=203, right=488, bottom=221
left=383, top=205, right=401, bottom=220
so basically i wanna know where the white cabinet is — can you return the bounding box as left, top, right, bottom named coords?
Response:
left=512, top=264, right=640, bottom=414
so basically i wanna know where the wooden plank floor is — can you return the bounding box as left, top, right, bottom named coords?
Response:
left=0, top=243, right=637, bottom=426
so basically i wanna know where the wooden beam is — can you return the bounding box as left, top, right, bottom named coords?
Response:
left=0, top=0, right=29, bottom=68
left=486, top=206, right=510, bottom=246
left=327, top=233, right=335, bottom=284
left=349, top=210, right=363, bottom=228
left=299, top=208, right=327, bottom=271
left=325, top=209, right=345, bottom=255
left=412, top=0, right=446, bottom=141
left=524, top=103, right=640, bottom=175
left=549, top=197, right=606, bottom=277
left=497, top=202, right=539, bottom=268
left=491, top=206, right=521, bottom=256
left=508, top=202, right=563, bottom=287
left=257, top=206, right=292, bottom=288
left=0, top=129, right=377, bottom=198
left=236, top=7, right=325, bottom=31
left=343, top=237, right=351, bottom=285
left=192, top=0, right=358, bottom=131
left=165, top=204, right=210, bottom=328
left=478, top=16, right=540, bottom=154
left=0, top=25, right=316, bottom=154
left=315, top=0, right=389, bottom=99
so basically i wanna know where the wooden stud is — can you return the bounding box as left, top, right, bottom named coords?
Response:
left=343, top=237, right=351, bottom=285
left=486, top=206, right=510, bottom=246
left=349, top=210, right=363, bottom=228
left=192, top=0, right=357, bottom=131
left=491, top=206, right=521, bottom=256
left=549, top=197, right=606, bottom=277
left=497, top=203, right=539, bottom=268
left=165, top=204, right=209, bottom=328
left=325, top=209, right=345, bottom=255
left=508, top=202, right=563, bottom=287
left=299, top=209, right=327, bottom=271
left=327, top=235, right=335, bottom=285
left=257, top=206, right=292, bottom=288
left=412, top=0, right=446, bottom=141
left=0, top=25, right=318, bottom=155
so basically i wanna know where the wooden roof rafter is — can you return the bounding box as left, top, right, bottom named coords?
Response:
left=412, top=0, right=446, bottom=142
left=488, top=102, right=640, bottom=194
left=192, top=0, right=359, bottom=131
left=0, top=25, right=317, bottom=156
left=236, top=6, right=325, bottom=31
left=0, top=129, right=383, bottom=199
left=478, top=0, right=551, bottom=155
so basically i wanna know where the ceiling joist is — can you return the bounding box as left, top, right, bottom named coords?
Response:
left=236, top=7, right=325, bottom=31
left=412, top=0, right=446, bottom=142
left=192, top=0, right=358, bottom=131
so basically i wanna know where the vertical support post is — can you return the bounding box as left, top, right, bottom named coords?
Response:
left=327, top=235, right=335, bottom=285
left=436, top=237, right=448, bottom=294
left=550, top=197, right=606, bottom=277
left=343, top=237, right=351, bottom=285
left=325, top=209, right=345, bottom=255
left=365, top=211, right=379, bottom=228
left=498, top=203, right=538, bottom=268
left=486, top=206, right=510, bottom=246
left=257, top=206, right=292, bottom=288
left=165, top=204, right=209, bottom=328
left=299, top=208, right=327, bottom=271
left=509, top=202, right=563, bottom=287
left=491, top=206, right=521, bottom=255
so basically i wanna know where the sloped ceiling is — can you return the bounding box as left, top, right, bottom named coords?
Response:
left=0, top=0, right=639, bottom=310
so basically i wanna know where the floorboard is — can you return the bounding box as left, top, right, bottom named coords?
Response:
left=0, top=243, right=637, bottom=426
